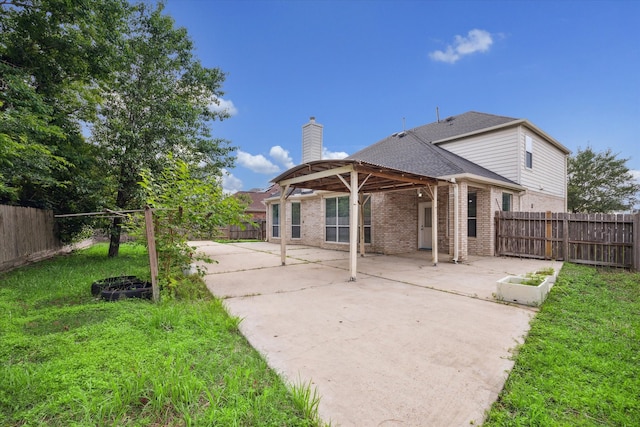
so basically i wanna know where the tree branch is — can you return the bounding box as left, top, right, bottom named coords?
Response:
left=0, top=0, right=36, bottom=8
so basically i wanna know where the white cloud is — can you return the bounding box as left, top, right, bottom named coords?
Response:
left=220, top=169, right=243, bottom=194
left=209, top=97, right=238, bottom=116
left=269, top=145, right=295, bottom=169
left=236, top=150, right=280, bottom=174
left=322, top=147, right=349, bottom=159
left=631, top=169, right=640, bottom=183
left=430, top=29, right=493, bottom=64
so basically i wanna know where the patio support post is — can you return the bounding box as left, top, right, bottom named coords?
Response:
left=349, top=170, right=358, bottom=281
left=359, top=193, right=365, bottom=257
left=452, top=179, right=459, bottom=263
left=280, top=184, right=289, bottom=266
left=432, top=184, right=438, bottom=266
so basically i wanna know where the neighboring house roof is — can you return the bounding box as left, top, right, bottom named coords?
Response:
left=234, top=185, right=280, bottom=212
left=347, top=111, right=521, bottom=187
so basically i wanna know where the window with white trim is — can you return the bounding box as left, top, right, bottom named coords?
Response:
left=325, top=196, right=371, bottom=243
left=271, top=204, right=279, bottom=238
left=525, top=135, right=533, bottom=169
left=502, top=192, right=512, bottom=211
left=291, top=202, right=301, bottom=239
left=468, top=192, right=477, bottom=237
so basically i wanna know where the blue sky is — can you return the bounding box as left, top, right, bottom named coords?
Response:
left=163, top=0, right=639, bottom=193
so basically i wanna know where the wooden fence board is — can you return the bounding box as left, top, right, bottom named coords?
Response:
left=217, top=220, right=266, bottom=241
left=1, top=205, right=62, bottom=271
left=496, top=211, right=638, bottom=269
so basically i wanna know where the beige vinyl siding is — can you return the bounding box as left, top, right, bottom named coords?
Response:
left=437, top=128, right=520, bottom=182
left=519, top=129, right=566, bottom=198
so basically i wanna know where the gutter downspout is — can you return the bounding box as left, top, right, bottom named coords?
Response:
left=451, top=178, right=459, bottom=263
left=432, top=184, right=438, bottom=266
left=349, top=170, right=358, bottom=281
left=280, top=184, right=289, bottom=266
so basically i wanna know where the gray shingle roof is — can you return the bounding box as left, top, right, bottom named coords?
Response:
left=346, top=111, right=520, bottom=185
left=411, top=111, right=518, bottom=143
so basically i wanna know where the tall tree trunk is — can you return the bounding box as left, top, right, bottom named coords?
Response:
left=108, top=216, right=122, bottom=257
left=108, top=186, right=129, bottom=257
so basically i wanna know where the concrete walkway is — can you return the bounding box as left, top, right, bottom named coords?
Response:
left=195, top=242, right=561, bottom=426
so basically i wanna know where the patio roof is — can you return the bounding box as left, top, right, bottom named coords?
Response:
left=272, top=159, right=441, bottom=193
left=272, top=160, right=445, bottom=281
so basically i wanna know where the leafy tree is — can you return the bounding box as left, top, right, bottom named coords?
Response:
left=0, top=0, right=130, bottom=240
left=0, top=60, right=68, bottom=202
left=91, top=2, right=235, bottom=257
left=135, top=156, right=249, bottom=299
left=568, top=146, right=640, bottom=213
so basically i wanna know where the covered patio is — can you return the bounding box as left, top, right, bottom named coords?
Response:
left=272, top=159, right=451, bottom=281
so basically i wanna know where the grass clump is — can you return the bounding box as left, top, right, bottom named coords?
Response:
left=535, top=267, right=555, bottom=276
left=484, top=263, right=640, bottom=426
left=291, top=379, right=322, bottom=423
left=519, top=273, right=546, bottom=287
left=518, top=268, right=555, bottom=287
left=0, top=243, right=320, bottom=426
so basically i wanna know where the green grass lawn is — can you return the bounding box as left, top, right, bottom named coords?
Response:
left=484, top=263, right=640, bottom=426
left=0, top=243, right=318, bottom=426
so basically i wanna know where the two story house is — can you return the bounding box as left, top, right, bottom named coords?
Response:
left=266, top=111, right=569, bottom=263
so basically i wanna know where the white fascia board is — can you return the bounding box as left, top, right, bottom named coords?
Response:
left=520, top=121, right=571, bottom=154
left=277, top=164, right=354, bottom=187
left=263, top=189, right=329, bottom=203
left=438, top=173, right=525, bottom=192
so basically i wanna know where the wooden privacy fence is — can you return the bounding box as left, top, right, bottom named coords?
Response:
left=0, top=205, right=61, bottom=271
left=496, top=211, right=639, bottom=269
left=217, top=220, right=266, bottom=241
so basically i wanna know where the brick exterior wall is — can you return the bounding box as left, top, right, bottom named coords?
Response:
left=466, top=186, right=490, bottom=257
left=519, top=190, right=565, bottom=212
left=266, top=180, right=566, bottom=259
left=299, top=197, right=323, bottom=245
left=267, top=196, right=322, bottom=245
left=457, top=182, right=469, bottom=261
left=371, top=192, right=418, bottom=254
left=437, top=186, right=450, bottom=254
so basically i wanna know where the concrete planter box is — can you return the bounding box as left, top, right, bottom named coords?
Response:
left=182, top=264, right=198, bottom=276
left=496, top=274, right=552, bottom=307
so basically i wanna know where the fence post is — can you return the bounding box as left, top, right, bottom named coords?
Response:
left=545, top=211, right=552, bottom=259
left=634, top=212, right=640, bottom=271
left=144, top=206, right=160, bottom=302
left=563, top=214, right=569, bottom=262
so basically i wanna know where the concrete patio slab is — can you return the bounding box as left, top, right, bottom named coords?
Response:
left=204, top=261, right=358, bottom=299
left=196, top=241, right=560, bottom=426
left=321, top=252, right=562, bottom=301
left=191, top=242, right=311, bottom=274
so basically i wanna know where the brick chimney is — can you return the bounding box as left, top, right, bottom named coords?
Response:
left=301, top=116, right=323, bottom=163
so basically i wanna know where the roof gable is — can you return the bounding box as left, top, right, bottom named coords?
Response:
left=347, top=112, right=520, bottom=185
left=411, top=111, right=519, bottom=143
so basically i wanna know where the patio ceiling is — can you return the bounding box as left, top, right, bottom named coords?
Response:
left=273, top=160, right=445, bottom=281
left=272, top=159, right=441, bottom=193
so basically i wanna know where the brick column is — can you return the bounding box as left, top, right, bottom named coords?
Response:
left=458, top=182, right=468, bottom=261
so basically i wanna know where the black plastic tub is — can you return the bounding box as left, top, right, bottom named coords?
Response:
left=91, top=276, right=152, bottom=301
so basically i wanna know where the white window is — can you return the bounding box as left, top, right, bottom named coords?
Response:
left=502, top=192, right=512, bottom=211
left=525, top=135, right=533, bottom=169
left=325, top=196, right=371, bottom=243
left=271, top=204, right=279, bottom=238
left=468, top=192, right=477, bottom=237
left=291, top=202, right=301, bottom=239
